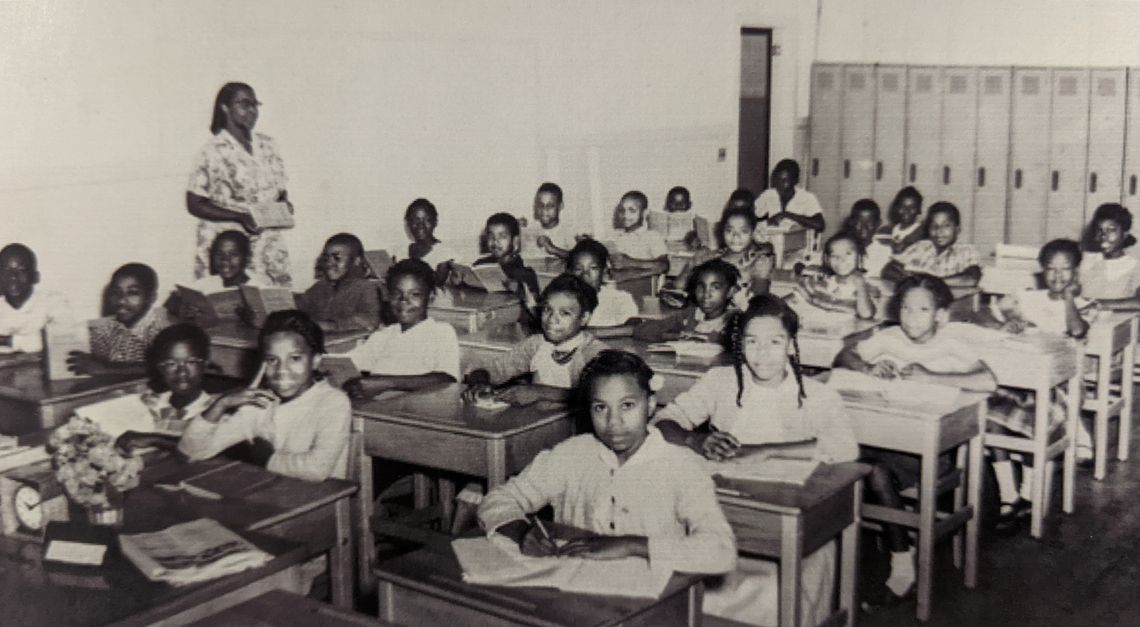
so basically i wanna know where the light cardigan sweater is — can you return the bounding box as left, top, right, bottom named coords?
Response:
left=179, top=380, right=351, bottom=481
left=477, top=426, right=737, bottom=575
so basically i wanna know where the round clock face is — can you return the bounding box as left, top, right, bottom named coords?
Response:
left=14, top=485, right=44, bottom=531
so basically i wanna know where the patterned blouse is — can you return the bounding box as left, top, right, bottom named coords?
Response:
left=88, top=307, right=171, bottom=364
left=187, top=129, right=292, bottom=286
left=892, top=240, right=981, bottom=278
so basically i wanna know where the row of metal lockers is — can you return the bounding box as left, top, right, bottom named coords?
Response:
left=806, top=64, right=1140, bottom=255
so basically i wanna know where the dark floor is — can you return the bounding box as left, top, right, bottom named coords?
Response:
left=862, top=415, right=1140, bottom=627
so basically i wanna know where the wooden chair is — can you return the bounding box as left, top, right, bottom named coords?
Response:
left=1082, top=313, right=1137, bottom=480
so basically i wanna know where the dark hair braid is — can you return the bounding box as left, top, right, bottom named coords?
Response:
left=789, top=336, right=806, bottom=408
left=727, top=294, right=808, bottom=408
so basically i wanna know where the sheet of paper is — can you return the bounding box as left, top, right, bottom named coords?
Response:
left=74, top=394, right=156, bottom=438
left=45, top=540, right=107, bottom=566
left=43, top=321, right=91, bottom=381
left=247, top=201, right=295, bottom=229
left=708, top=455, right=820, bottom=485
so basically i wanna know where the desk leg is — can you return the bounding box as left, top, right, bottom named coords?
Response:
left=1030, top=382, right=1049, bottom=539
left=438, top=478, right=456, bottom=531
left=413, top=473, right=432, bottom=510
left=688, top=581, right=704, bottom=627
left=1064, top=374, right=1079, bottom=513
left=779, top=515, right=802, bottom=627
left=358, top=452, right=376, bottom=593
left=1096, top=352, right=1111, bottom=481
left=966, top=411, right=983, bottom=589
left=487, top=440, right=507, bottom=489
left=953, top=446, right=966, bottom=571
left=839, top=482, right=861, bottom=627
left=917, top=445, right=937, bottom=622
left=1121, top=320, right=1136, bottom=461
left=331, top=497, right=353, bottom=608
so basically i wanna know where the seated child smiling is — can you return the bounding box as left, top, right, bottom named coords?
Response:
left=296, top=233, right=381, bottom=333
left=69, top=262, right=171, bottom=376
left=567, top=239, right=638, bottom=330
left=477, top=350, right=736, bottom=576
left=462, top=274, right=608, bottom=406
left=0, top=243, right=71, bottom=354
left=787, top=231, right=879, bottom=323
left=634, top=259, right=739, bottom=345
left=166, top=230, right=263, bottom=323
left=342, top=259, right=460, bottom=399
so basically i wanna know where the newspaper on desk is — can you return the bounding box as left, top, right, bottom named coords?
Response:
left=827, top=368, right=961, bottom=413
left=119, top=518, right=272, bottom=587
left=451, top=535, right=671, bottom=598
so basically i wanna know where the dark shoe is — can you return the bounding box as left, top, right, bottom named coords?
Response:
left=994, top=499, right=1031, bottom=537
left=860, top=583, right=914, bottom=614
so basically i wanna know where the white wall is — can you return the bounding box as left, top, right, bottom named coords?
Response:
left=0, top=0, right=817, bottom=316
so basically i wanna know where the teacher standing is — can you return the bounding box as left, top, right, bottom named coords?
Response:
left=186, top=82, right=293, bottom=286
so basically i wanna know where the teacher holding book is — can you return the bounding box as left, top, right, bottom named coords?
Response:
left=186, top=81, right=294, bottom=287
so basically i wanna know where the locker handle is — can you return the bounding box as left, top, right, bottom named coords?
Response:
left=978, top=167, right=986, bottom=188
left=843, top=159, right=850, bottom=178
left=1014, top=169, right=1022, bottom=189
left=812, top=158, right=819, bottom=177
left=943, top=166, right=951, bottom=185
left=1051, top=171, right=1059, bottom=192
left=1090, top=172, right=1098, bottom=193
left=909, top=163, right=916, bottom=183
left=1132, top=175, right=1138, bottom=196
left=876, top=161, right=883, bottom=181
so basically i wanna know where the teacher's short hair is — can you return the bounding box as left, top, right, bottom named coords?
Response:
left=210, top=82, right=254, bottom=135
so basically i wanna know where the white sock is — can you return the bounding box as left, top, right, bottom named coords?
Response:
left=1076, top=421, right=1093, bottom=457
left=993, top=460, right=1019, bottom=504
left=1019, top=468, right=1034, bottom=502
left=886, top=549, right=915, bottom=596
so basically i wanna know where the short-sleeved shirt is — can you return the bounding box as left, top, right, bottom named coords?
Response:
left=653, top=365, right=860, bottom=464
left=1080, top=252, right=1140, bottom=300
left=347, top=318, right=460, bottom=380
left=892, top=240, right=981, bottom=278
left=537, top=221, right=579, bottom=252
left=89, top=306, right=171, bottom=364
left=413, top=240, right=463, bottom=269
left=187, top=129, right=291, bottom=286
left=854, top=322, right=981, bottom=374
left=992, top=289, right=1091, bottom=336
left=755, top=187, right=823, bottom=221
left=612, top=227, right=668, bottom=260
left=0, top=289, right=71, bottom=353
left=588, top=283, right=639, bottom=328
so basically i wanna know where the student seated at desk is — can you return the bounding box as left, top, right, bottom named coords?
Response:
left=881, top=202, right=981, bottom=288
left=786, top=231, right=879, bottom=321
left=342, top=259, right=460, bottom=399
left=845, top=198, right=892, bottom=278
left=524, top=182, right=580, bottom=259
left=113, top=323, right=217, bottom=452
left=833, top=274, right=996, bottom=607
left=472, top=212, right=542, bottom=328
left=975, top=238, right=1095, bottom=511
left=666, top=205, right=763, bottom=306
left=165, top=230, right=265, bottom=323
left=653, top=295, right=858, bottom=625
left=567, top=239, right=638, bottom=331
left=634, top=259, right=739, bottom=345
left=69, top=262, right=172, bottom=376
left=404, top=198, right=462, bottom=285
left=1079, top=203, right=1140, bottom=308
left=462, top=274, right=608, bottom=406
left=755, top=159, right=826, bottom=234
left=0, top=243, right=70, bottom=353
left=477, top=350, right=736, bottom=575
left=179, top=310, right=351, bottom=481
left=296, top=233, right=381, bottom=333
left=880, top=186, right=926, bottom=255
left=646, top=185, right=700, bottom=249
left=609, top=190, right=669, bottom=276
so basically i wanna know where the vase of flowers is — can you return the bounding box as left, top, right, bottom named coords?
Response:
left=46, top=416, right=143, bottom=527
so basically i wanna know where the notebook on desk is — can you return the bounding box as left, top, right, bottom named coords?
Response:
left=451, top=535, right=671, bottom=599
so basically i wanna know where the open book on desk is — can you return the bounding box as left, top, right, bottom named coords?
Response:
left=452, top=535, right=671, bottom=599
left=239, top=286, right=297, bottom=327
left=827, top=368, right=961, bottom=412
left=453, top=264, right=512, bottom=293
left=175, top=285, right=243, bottom=327
left=119, top=518, right=272, bottom=587
left=705, top=450, right=820, bottom=485
left=647, top=340, right=724, bottom=365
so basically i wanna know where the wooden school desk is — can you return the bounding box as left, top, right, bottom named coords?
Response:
left=842, top=389, right=989, bottom=623
left=374, top=535, right=706, bottom=626
left=715, top=462, right=869, bottom=627
left=456, top=323, right=725, bottom=404
left=1083, top=312, right=1137, bottom=480
left=207, top=320, right=369, bottom=379
left=427, top=286, right=521, bottom=334
left=975, top=333, right=1081, bottom=538
left=767, top=278, right=981, bottom=321
left=0, top=356, right=149, bottom=435
left=353, top=383, right=574, bottom=574
left=0, top=531, right=307, bottom=627
left=189, top=589, right=395, bottom=627
left=531, top=257, right=660, bottom=298
left=136, top=456, right=359, bottom=608
left=754, top=221, right=817, bottom=269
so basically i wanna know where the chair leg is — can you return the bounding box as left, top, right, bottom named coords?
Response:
left=952, top=446, right=967, bottom=570
left=1064, top=376, right=1080, bottom=514
left=1121, top=330, right=1136, bottom=461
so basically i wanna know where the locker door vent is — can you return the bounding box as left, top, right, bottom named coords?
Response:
left=881, top=73, right=899, bottom=92
left=1059, top=76, right=1078, bottom=96
left=916, top=74, right=933, bottom=93
left=848, top=72, right=866, bottom=90
left=984, top=75, right=1004, bottom=94
left=1022, top=75, right=1040, bottom=95
left=1097, top=78, right=1117, bottom=97
left=949, top=75, right=968, bottom=94
left=817, top=71, right=834, bottom=91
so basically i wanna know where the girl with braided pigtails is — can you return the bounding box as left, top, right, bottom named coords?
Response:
left=653, top=294, right=858, bottom=625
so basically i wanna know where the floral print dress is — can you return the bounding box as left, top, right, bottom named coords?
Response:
left=187, top=129, right=292, bottom=286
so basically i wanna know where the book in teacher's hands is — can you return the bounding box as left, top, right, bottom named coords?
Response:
left=119, top=518, right=272, bottom=587
left=239, top=286, right=297, bottom=327
left=246, top=201, right=294, bottom=230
